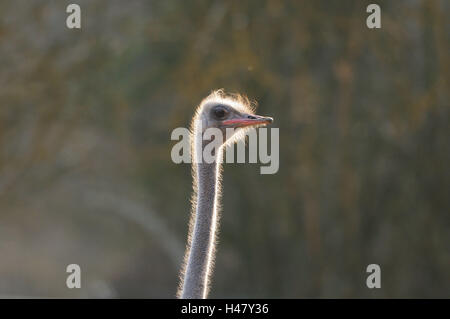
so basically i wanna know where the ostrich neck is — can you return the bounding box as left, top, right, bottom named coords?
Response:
left=182, top=137, right=222, bottom=299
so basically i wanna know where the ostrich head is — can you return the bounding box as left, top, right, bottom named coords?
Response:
left=192, top=90, right=273, bottom=147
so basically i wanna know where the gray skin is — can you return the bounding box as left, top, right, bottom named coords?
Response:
left=180, top=102, right=272, bottom=299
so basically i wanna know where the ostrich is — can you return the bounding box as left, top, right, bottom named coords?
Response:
left=178, top=90, right=273, bottom=299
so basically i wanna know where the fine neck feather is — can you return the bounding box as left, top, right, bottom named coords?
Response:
left=181, top=132, right=222, bottom=299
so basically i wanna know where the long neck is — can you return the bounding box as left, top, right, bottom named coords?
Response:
left=181, top=133, right=222, bottom=299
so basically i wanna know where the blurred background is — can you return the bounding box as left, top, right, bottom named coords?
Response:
left=0, top=0, right=449, bottom=298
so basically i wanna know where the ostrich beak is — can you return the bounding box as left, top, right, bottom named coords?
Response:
left=222, top=114, right=273, bottom=128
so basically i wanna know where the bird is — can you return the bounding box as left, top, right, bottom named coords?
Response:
left=177, top=90, right=273, bottom=299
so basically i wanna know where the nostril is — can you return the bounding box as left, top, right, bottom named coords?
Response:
left=247, top=115, right=257, bottom=119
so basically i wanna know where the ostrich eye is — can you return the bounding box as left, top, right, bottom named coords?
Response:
left=213, top=106, right=228, bottom=119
